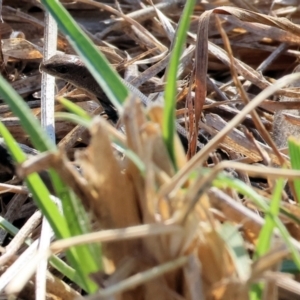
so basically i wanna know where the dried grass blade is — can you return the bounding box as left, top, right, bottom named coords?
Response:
left=226, top=16, right=300, bottom=44
left=77, top=116, right=141, bottom=272
left=194, top=10, right=210, bottom=156
left=213, top=6, right=300, bottom=35
left=215, top=16, right=286, bottom=166
left=149, top=0, right=175, bottom=42
left=159, top=73, right=300, bottom=198
left=83, top=257, right=188, bottom=300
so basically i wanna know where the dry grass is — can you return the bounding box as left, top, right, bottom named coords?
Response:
left=2, top=0, right=300, bottom=299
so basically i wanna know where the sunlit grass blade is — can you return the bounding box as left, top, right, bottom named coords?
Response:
left=0, top=75, right=100, bottom=292
left=288, top=137, right=300, bottom=203
left=55, top=112, right=92, bottom=128
left=254, top=178, right=285, bottom=259
left=40, top=0, right=128, bottom=111
left=0, top=122, right=100, bottom=291
left=49, top=255, right=82, bottom=287
left=56, top=106, right=146, bottom=174
left=0, top=122, right=69, bottom=237
left=213, top=172, right=300, bottom=270
left=0, top=75, right=68, bottom=201
left=0, top=77, right=55, bottom=152
left=0, top=216, right=31, bottom=238
left=164, top=0, right=196, bottom=165
left=57, top=97, right=92, bottom=120
left=213, top=173, right=300, bottom=300
left=250, top=178, right=285, bottom=300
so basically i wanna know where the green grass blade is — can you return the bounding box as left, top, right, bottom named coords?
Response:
left=0, top=75, right=100, bottom=292
left=57, top=97, right=92, bottom=120
left=0, top=123, right=68, bottom=236
left=255, top=178, right=285, bottom=259
left=0, top=216, right=32, bottom=240
left=55, top=112, right=92, bottom=128
left=250, top=178, right=285, bottom=300
left=213, top=173, right=300, bottom=269
left=49, top=255, right=82, bottom=287
left=56, top=112, right=146, bottom=174
left=40, top=0, right=128, bottom=111
left=0, top=123, right=99, bottom=291
left=0, top=74, right=69, bottom=202
left=288, top=137, right=300, bottom=203
left=56, top=108, right=146, bottom=174
left=0, top=76, right=55, bottom=152
left=163, top=0, right=196, bottom=165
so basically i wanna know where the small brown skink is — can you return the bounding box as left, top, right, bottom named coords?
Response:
left=40, top=54, right=203, bottom=149
left=40, top=54, right=119, bottom=122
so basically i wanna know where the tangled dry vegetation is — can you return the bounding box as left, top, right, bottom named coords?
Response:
left=3, top=0, right=300, bottom=299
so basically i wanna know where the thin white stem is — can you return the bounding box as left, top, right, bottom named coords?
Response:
left=37, top=9, right=58, bottom=300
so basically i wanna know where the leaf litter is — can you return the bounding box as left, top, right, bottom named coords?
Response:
left=3, top=0, right=300, bottom=299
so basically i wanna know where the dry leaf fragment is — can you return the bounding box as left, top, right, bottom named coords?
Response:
left=77, top=116, right=142, bottom=273
left=3, top=38, right=42, bottom=60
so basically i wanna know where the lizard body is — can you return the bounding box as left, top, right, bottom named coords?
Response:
left=40, top=54, right=203, bottom=149
left=40, top=54, right=119, bottom=122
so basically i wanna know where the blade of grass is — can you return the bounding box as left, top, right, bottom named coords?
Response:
left=0, top=122, right=99, bottom=291
left=0, top=76, right=55, bottom=152
left=55, top=109, right=146, bottom=174
left=0, top=75, right=99, bottom=292
left=0, top=122, right=69, bottom=237
left=0, top=216, right=32, bottom=239
left=164, top=0, right=196, bottom=165
left=250, top=178, right=285, bottom=300
left=55, top=112, right=92, bottom=128
left=40, top=0, right=128, bottom=112
left=288, top=137, right=300, bottom=203
left=254, top=178, right=285, bottom=259
left=213, top=173, right=300, bottom=270
left=57, top=97, right=92, bottom=120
